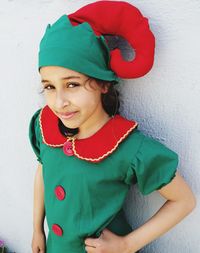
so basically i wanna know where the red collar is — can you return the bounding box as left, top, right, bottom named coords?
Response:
left=39, top=105, right=138, bottom=163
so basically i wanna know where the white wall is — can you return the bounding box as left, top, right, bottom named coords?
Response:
left=0, top=0, right=199, bottom=252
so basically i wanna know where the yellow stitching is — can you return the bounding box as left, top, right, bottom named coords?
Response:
left=39, top=107, right=69, bottom=147
left=72, top=122, right=138, bottom=162
left=39, top=107, right=138, bottom=161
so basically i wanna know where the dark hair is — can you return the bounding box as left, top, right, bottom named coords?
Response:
left=58, top=77, right=120, bottom=137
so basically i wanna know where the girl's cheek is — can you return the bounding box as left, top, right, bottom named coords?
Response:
left=44, top=93, right=49, bottom=102
left=44, top=93, right=55, bottom=106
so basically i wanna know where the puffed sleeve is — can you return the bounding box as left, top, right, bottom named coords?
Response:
left=28, top=108, right=43, bottom=164
left=125, top=132, right=179, bottom=195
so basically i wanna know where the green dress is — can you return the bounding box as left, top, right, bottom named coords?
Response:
left=29, top=105, right=179, bottom=253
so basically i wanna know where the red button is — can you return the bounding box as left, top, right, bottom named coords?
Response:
left=52, top=224, right=63, bottom=236
left=55, top=185, right=65, bottom=200
left=63, top=141, right=74, bottom=156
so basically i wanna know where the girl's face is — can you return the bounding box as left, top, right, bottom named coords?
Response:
left=40, top=66, right=109, bottom=134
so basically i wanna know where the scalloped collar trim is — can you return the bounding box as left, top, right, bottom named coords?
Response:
left=39, top=105, right=138, bottom=163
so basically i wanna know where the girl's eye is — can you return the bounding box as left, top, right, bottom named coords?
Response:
left=43, top=82, right=79, bottom=91
left=44, top=85, right=54, bottom=90
left=67, top=82, right=79, bottom=88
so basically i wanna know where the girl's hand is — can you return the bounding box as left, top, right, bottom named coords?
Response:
left=84, top=228, right=133, bottom=253
left=31, top=230, right=46, bottom=253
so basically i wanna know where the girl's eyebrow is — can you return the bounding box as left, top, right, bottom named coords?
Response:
left=41, top=76, right=81, bottom=83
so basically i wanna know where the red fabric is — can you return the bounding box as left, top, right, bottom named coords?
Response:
left=74, top=115, right=136, bottom=161
left=68, top=0, right=155, bottom=78
left=40, top=105, right=138, bottom=162
left=40, top=105, right=66, bottom=145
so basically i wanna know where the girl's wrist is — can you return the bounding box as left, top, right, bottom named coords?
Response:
left=122, top=234, right=139, bottom=253
left=33, top=225, right=45, bottom=234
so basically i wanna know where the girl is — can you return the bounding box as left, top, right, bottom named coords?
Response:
left=29, top=1, right=196, bottom=253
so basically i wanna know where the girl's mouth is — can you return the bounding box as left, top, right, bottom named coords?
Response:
left=58, top=111, right=78, bottom=120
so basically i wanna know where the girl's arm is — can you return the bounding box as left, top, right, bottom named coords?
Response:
left=123, top=171, right=196, bottom=253
left=32, top=163, right=46, bottom=253
left=33, top=163, right=45, bottom=233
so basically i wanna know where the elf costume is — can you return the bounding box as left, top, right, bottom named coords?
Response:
left=29, top=1, right=178, bottom=253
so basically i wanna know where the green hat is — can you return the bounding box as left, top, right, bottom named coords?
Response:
left=38, top=14, right=120, bottom=84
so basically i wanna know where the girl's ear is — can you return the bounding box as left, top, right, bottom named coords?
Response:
left=101, top=83, right=110, bottom=94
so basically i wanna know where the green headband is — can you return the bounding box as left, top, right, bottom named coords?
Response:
left=38, top=15, right=120, bottom=84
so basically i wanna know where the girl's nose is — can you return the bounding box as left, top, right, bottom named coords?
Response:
left=55, top=91, right=70, bottom=109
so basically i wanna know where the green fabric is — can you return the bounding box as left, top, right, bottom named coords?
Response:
left=29, top=109, right=43, bottom=164
left=28, top=109, right=178, bottom=253
left=124, top=133, right=179, bottom=195
left=38, top=14, right=120, bottom=84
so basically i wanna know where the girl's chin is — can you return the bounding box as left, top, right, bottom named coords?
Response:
left=61, top=120, right=79, bottom=130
